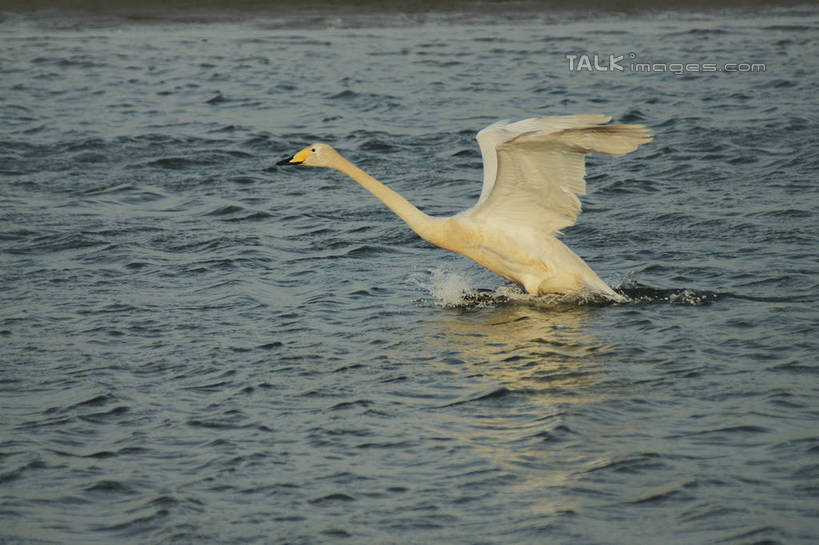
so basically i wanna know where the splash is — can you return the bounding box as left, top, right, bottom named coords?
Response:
left=425, top=268, right=477, bottom=307
left=415, top=269, right=616, bottom=309
left=414, top=269, right=728, bottom=309
left=410, top=268, right=502, bottom=308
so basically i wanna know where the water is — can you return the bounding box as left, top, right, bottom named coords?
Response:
left=2, top=3, right=818, bottom=544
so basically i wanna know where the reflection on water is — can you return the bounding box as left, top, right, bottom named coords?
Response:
left=426, top=300, right=613, bottom=394
left=412, top=302, right=619, bottom=518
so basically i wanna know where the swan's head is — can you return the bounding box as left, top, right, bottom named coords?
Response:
left=277, top=143, right=336, bottom=168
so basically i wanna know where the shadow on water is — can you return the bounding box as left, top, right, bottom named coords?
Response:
left=438, top=284, right=725, bottom=308
left=618, top=283, right=816, bottom=305
left=434, top=282, right=814, bottom=309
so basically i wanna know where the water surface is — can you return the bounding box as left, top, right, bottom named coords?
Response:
left=1, top=4, right=818, bottom=544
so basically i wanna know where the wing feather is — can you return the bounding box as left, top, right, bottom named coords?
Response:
left=470, top=115, right=652, bottom=234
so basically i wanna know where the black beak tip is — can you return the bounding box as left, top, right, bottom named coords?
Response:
left=276, top=157, right=294, bottom=166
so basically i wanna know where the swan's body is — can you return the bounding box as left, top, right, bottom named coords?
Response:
left=278, top=114, right=652, bottom=300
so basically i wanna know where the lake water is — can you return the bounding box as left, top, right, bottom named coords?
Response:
left=1, top=3, right=818, bottom=544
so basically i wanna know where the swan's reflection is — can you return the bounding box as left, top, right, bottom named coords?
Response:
left=425, top=301, right=614, bottom=396
left=416, top=300, right=616, bottom=508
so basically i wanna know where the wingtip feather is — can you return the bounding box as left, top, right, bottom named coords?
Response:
left=561, top=123, right=653, bottom=156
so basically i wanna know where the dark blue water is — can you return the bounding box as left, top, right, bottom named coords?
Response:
left=1, top=4, right=818, bottom=544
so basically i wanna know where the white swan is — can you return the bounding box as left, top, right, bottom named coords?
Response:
left=278, top=114, right=652, bottom=301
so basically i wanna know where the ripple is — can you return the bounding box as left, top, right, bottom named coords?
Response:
left=309, top=493, right=356, bottom=505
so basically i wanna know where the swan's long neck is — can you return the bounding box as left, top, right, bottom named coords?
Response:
left=329, top=153, right=446, bottom=246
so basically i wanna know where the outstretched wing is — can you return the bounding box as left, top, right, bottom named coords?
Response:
left=471, top=115, right=652, bottom=234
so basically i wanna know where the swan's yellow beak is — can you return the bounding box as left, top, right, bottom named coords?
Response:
left=276, top=147, right=310, bottom=166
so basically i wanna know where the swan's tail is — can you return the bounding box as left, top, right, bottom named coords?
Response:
left=587, top=280, right=627, bottom=303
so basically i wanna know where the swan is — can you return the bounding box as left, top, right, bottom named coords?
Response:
left=277, top=114, right=652, bottom=301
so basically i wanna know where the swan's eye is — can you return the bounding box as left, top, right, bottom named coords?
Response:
left=311, top=148, right=316, bottom=152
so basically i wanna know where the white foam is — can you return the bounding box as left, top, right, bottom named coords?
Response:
left=426, top=268, right=475, bottom=307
